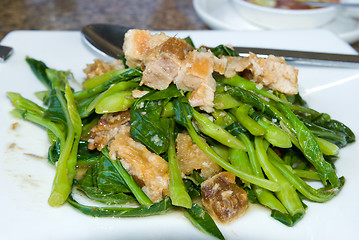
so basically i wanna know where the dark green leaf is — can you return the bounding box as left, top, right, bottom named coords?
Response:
left=96, top=171, right=130, bottom=193
left=301, top=118, right=347, bottom=148
left=184, top=36, right=195, bottom=48
left=227, top=86, right=266, bottom=113
left=288, top=104, right=355, bottom=145
left=102, top=148, right=153, bottom=207
left=210, top=44, right=239, bottom=57
left=76, top=140, right=103, bottom=166
left=313, top=116, right=355, bottom=145
left=185, top=203, right=225, bottom=240
left=285, top=93, right=308, bottom=107
left=48, top=140, right=102, bottom=166
left=76, top=95, right=98, bottom=118
left=225, top=122, right=248, bottom=135
left=79, top=157, right=130, bottom=193
left=139, top=84, right=182, bottom=101
left=172, top=97, right=193, bottom=128
left=277, top=103, right=339, bottom=186
left=96, top=157, right=130, bottom=193
left=244, top=186, right=259, bottom=204
left=75, top=156, right=133, bottom=205
left=67, top=195, right=172, bottom=217
left=76, top=185, right=136, bottom=205
left=183, top=179, right=201, bottom=199
left=130, top=85, right=181, bottom=155
left=185, top=170, right=206, bottom=185
left=130, top=110, right=170, bottom=155
left=270, top=210, right=303, bottom=227
left=26, top=57, right=52, bottom=89
left=43, top=88, right=67, bottom=126
left=80, top=113, right=101, bottom=139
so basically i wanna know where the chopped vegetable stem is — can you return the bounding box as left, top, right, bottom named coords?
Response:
left=231, top=104, right=266, bottom=136
left=192, top=109, right=246, bottom=151
left=168, top=119, right=192, bottom=208
left=83, top=69, right=128, bottom=89
left=254, top=137, right=305, bottom=216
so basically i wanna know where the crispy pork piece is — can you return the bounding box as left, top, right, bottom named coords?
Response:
left=175, top=51, right=215, bottom=91
left=123, top=29, right=170, bottom=68
left=108, top=125, right=169, bottom=203
left=201, top=172, right=248, bottom=223
left=224, top=53, right=298, bottom=95
left=83, top=59, right=124, bottom=80
left=248, top=53, right=299, bottom=95
left=223, top=56, right=251, bottom=78
left=175, top=51, right=217, bottom=112
left=213, top=56, right=228, bottom=75
left=88, top=111, right=169, bottom=203
left=140, top=37, right=193, bottom=90
left=88, top=110, right=131, bottom=151
left=176, top=133, right=221, bottom=178
left=188, top=83, right=215, bottom=113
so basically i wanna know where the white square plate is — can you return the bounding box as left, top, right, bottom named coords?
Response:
left=0, top=29, right=358, bottom=240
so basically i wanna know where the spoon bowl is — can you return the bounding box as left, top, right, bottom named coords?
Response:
left=81, top=24, right=129, bottom=58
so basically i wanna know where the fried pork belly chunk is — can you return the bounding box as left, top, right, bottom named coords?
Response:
left=201, top=172, right=248, bottom=223
left=108, top=125, right=169, bottom=203
left=123, top=29, right=170, bottom=68
left=223, top=56, right=251, bottom=78
left=176, top=133, right=221, bottom=178
left=83, top=59, right=124, bottom=80
left=88, top=111, right=170, bottom=203
left=140, top=37, right=217, bottom=112
left=141, top=37, right=193, bottom=90
left=88, top=110, right=131, bottom=151
left=176, top=51, right=217, bottom=112
left=249, top=53, right=299, bottom=95
left=224, top=53, right=299, bottom=95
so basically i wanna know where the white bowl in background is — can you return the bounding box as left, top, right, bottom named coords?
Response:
left=230, top=0, right=339, bottom=29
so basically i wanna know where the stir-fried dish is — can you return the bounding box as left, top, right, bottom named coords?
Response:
left=7, top=30, right=355, bottom=239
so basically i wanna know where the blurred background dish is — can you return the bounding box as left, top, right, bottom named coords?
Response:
left=241, top=0, right=342, bottom=9
left=193, top=0, right=359, bottom=43
left=230, top=0, right=338, bottom=29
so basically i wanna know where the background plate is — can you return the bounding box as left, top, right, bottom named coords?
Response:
left=193, top=0, right=359, bottom=43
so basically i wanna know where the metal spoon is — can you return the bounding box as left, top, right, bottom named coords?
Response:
left=81, top=23, right=359, bottom=67
left=81, top=23, right=128, bottom=58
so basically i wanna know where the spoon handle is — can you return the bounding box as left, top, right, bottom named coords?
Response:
left=234, top=46, right=359, bottom=68
left=304, top=2, right=359, bottom=7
